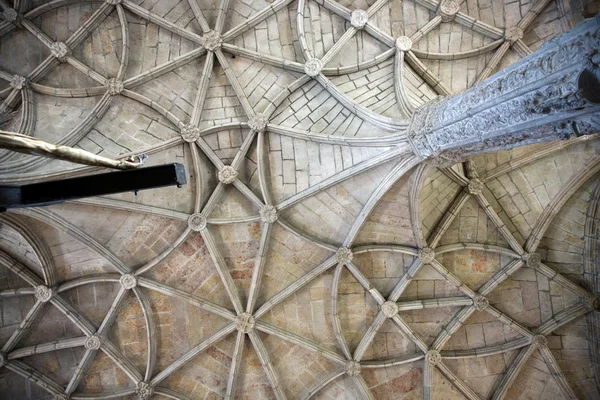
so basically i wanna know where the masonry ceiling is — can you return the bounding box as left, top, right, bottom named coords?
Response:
left=0, top=0, right=599, bottom=399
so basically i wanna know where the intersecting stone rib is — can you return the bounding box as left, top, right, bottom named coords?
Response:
left=437, top=361, right=482, bottom=400
left=123, top=47, right=206, bottom=89
left=215, top=50, right=255, bottom=118
left=474, top=193, right=525, bottom=254
left=138, top=277, right=236, bottom=320
left=331, top=264, right=352, bottom=359
left=255, top=320, right=347, bottom=365
left=187, top=0, right=211, bottom=33
left=248, top=330, right=287, bottom=400
left=122, top=1, right=204, bottom=44
left=353, top=310, right=387, bottom=361
left=190, top=51, right=215, bottom=125
left=427, top=190, right=470, bottom=248
left=441, top=337, right=531, bottom=358
left=225, top=330, right=245, bottom=399
left=0, top=249, right=43, bottom=286
left=537, top=344, right=578, bottom=399
left=300, top=368, right=345, bottom=400
left=222, top=0, right=295, bottom=41
left=132, top=286, right=157, bottom=382
left=344, top=156, right=420, bottom=247
left=221, top=44, right=305, bottom=73
left=151, top=323, right=236, bottom=385
left=492, top=345, right=537, bottom=400
left=277, top=144, right=411, bottom=210
left=353, top=375, right=376, bottom=400
left=8, top=337, right=87, bottom=359
left=2, top=299, right=44, bottom=353
left=246, top=222, right=273, bottom=313
left=475, top=41, right=510, bottom=84
left=255, top=256, right=337, bottom=318
left=7, top=360, right=65, bottom=396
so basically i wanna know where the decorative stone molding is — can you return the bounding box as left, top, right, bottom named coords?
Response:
left=119, top=274, right=137, bottom=290
left=2, top=8, right=18, bottom=23
left=10, top=75, right=27, bottom=90
left=106, top=0, right=122, bottom=4
left=50, top=42, right=70, bottom=62
left=522, top=252, right=541, bottom=268
left=381, top=301, right=399, bottom=318
left=218, top=166, right=238, bottom=184
left=395, top=36, right=413, bottom=52
left=505, top=26, right=524, bottom=44
left=180, top=124, right=201, bottom=142
left=53, top=394, right=69, bottom=400
left=407, top=17, right=600, bottom=161
left=467, top=178, right=484, bottom=195
left=188, top=213, right=207, bottom=232
left=418, top=247, right=435, bottom=264
left=425, top=349, right=441, bottom=366
left=106, top=78, right=123, bottom=95
left=235, top=313, right=255, bottom=333
left=345, top=361, right=361, bottom=376
left=248, top=113, right=268, bottom=132
left=304, top=58, right=323, bottom=77
left=84, top=335, right=102, bottom=350
left=203, top=30, right=222, bottom=51
left=136, top=381, right=154, bottom=399
left=35, top=285, right=53, bottom=302
left=474, top=295, right=489, bottom=311
left=260, top=205, right=278, bottom=223
left=335, top=247, right=353, bottom=265
left=532, top=334, right=547, bottom=347
left=350, top=10, right=368, bottom=29
left=584, top=295, right=600, bottom=311
left=438, top=0, right=459, bottom=22
left=0, top=352, right=6, bottom=368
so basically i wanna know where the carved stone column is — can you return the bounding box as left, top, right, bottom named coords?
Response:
left=407, top=15, right=600, bottom=166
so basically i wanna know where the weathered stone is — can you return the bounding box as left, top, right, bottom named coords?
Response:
left=345, top=361, right=361, bottom=376
left=107, top=78, right=123, bottom=95
left=532, top=334, right=547, bottom=347
left=120, top=274, right=137, bottom=289
left=381, top=301, right=399, bottom=318
left=505, top=26, right=524, bottom=44
left=106, top=0, right=122, bottom=4
left=336, top=247, right=353, bottom=265
left=50, top=42, right=70, bottom=62
left=136, top=382, right=153, bottom=399
left=236, top=313, right=255, bottom=333
left=84, top=335, right=102, bottom=350
left=203, top=30, right=222, bottom=51
left=350, top=10, right=368, bottom=29
left=0, top=352, right=6, bottom=368
left=2, top=8, right=18, bottom=23
left=218, top=166, right=238, bottom=184
left=474, top=295, right=489, bottom=311
left=418, top=247, right=435, bottom=264
left=304, top=58, right=323, bottom=77
left=438, top=0, right=459, bottom=22
left=522, top=253, right=541, bottom=268
left=260, top=205, right=278, bottom=223
left=35, top=285, right=53, bottom=302
left=10, top=75, right=27, bottom=90
left=425, top=349, right=441, bottom=365
left=467, top=178, right=484, bottom=195
left=188, top=213, right=207, bottom=232
left=395, top=36, right=413, bottom=52
left=180, top=124, right=200, bottom=142
left=53, top=395, right=68, bottom=400
left=248, top=113, right=268, bottom=132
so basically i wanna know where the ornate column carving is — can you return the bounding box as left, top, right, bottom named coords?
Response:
left=407, top=15, right=600, bottom=166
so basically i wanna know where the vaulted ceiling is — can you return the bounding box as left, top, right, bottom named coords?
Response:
left=0, top=0, right=599, bottom=399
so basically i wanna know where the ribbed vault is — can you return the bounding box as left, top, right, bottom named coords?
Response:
left=0, top=0, right=599, bottom=399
